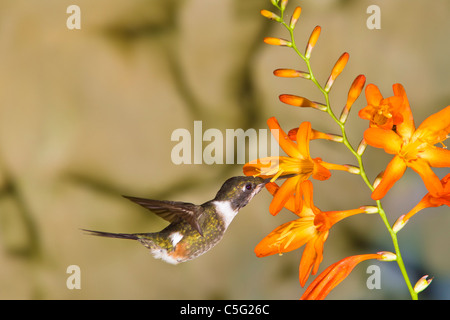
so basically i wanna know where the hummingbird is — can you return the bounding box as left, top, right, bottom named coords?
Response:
left=83, top=175, right=282, bottom=265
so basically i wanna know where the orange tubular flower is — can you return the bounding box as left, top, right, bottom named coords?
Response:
left=254, top=181, right=366, bottom=287
left=364, top=89, right=450, bottom=200
left=243, top=117, right=348, bottom=215
left=400, top=173, right=450, bottom=225
left=359, top=83, right=406, bottom=130
left=300, top=253, right=385, bottom=300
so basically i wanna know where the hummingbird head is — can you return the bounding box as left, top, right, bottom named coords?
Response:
left=213, top=176, right=268, bottom=211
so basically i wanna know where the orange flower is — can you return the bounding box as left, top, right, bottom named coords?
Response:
left=300, top=253, right=392, bottom=300
left=395, top=173, right=450, bottom=229
left=364, top=98, right=450, bottom=200
left=358, top=83, right=406, bottom=129
left=243, top=117, right=348, bottom=215
left=254, top=181, right=366, bottom=286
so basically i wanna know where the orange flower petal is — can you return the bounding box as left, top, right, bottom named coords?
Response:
left=324, top=208, right=366, bottom=227
left=269, top=176, right=300, bottom=215
left=365, top=84, right=383, bottom=106
left=266, top=182, right=302, bottom=216
left=358, top=105, right=376, bottom=121
left=301, top=180, right=314, bottom=210
left=403, top=196, right=436, bottom=221
left=300, top=254, right=381, bottom=300
left=364, top=128, right=402, bottom=154
left=267, top=117, right=302, bottom=159
left=299, top=234, right=326, bottom=287
left=393, top=83, right=415, bottom=140
left=296, top=122, right=312, bottom=158
left=408, top=159, right=444, bottom=197
left=254, top=219, right=316, bottom=257
left=311, top=159, right=332, bottom=181
left=243, top=157, right=279, bottom=177
left=414, top=106, right=450, bottom=144
left=372, top=155, right=407, bottom=200
left=420, top=147, right=450, bottom=167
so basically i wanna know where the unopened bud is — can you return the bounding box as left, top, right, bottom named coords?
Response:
left=260, top=10, right=281, bottom=21
left=325, top=52, right=349, bottom=92
left=279, top=94, right=327, bottom=111
left=377, top=251, right=397, bottom=262
left=392, top=214, right=409, bottom=233
left=289, top=7, right=302, bottom=29
left=305, top=26, right=321, bottom=59
left=264, top=37, right=292, bottom=47
left=340, top=74, right=366, bottom=123
left=273, top=68, right=310, bottom=79
left=357, top=139, right=368, bottom=156
left=288, top=128, right=342, bottom=142
left=360, top=206, right=379, bottom=214
left=344, top=165, right=361, bottom=175
left=280, top=0, right=289, bottom=10
left=414, top=275, right=433, bottom=294
left=373, top=171, right=384, bottom=189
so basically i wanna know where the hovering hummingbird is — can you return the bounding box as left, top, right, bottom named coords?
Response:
left=83, top=175, right=286, bottom=265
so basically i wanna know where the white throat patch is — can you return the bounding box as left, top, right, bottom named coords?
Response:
left=212, top=200, right=238, bottom=229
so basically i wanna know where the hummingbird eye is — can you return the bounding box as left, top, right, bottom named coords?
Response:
left=244, top=183, right=253, bottom=191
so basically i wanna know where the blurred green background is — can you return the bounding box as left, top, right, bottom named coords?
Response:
left=0, top=0, right=449, bottom=299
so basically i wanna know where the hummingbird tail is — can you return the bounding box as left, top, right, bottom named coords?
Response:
left=81, top=229, right=139, bottom=240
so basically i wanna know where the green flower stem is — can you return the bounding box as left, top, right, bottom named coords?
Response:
left=277, top=11, right=418, bottom=300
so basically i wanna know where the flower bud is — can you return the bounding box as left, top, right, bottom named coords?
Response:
left=288, top=128, right=342, bottom=142
left=373, top=171, right=384, bottom=189
left=377, top=251, right=397, bottom=261
left=357, top=139, right=368, bottom=156
left=414, top=275, right=433, bottom=294
left=279, top=94, right=327, bottom=111
left=264, top=37, right=292, bottom=47
left=340, top=75, right=366, bottom=123
left=325, top=52, right=349, bottom=92
left=392, top=214, right=409, bottom=233
left=305, top=26, right=321, bottom=58
left=273, top=68, right=310, bottom=79
left=289, top=7, right=302, bottom=29
left=260, top=10, right=281, bottom=21
left=344, top=165, right=361, bottom=175
left=360, top=206, right=379, bottom=214
left=280, top=0, right=288, bottom=10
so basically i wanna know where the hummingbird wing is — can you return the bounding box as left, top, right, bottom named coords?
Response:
left=122, top=196, right=205, bottom=236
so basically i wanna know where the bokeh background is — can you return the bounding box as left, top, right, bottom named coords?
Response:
left=0, top=0, right=449, bottom=299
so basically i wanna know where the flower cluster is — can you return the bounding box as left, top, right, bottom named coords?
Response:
left=244, top=0, right=448, bottom=299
